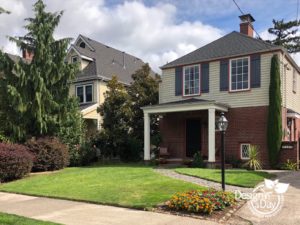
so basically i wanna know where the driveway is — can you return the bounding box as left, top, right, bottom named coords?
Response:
left=235, top=171, right=300, bottom=225
left=0, top=192, right=218, bottom=225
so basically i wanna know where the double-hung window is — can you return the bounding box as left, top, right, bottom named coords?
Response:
left=230, top=57, right=250, bottom=91
left=76, top=84, right=93, bottom=103
left=183, top=65, right=200, bottom=96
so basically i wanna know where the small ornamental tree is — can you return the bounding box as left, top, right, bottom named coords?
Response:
left=128, top=64, right=160, bottom=142
left=0, top=0, right=79, bottom=141
left=266, top=19, right=300, bottom=53
left=267, top=54, right=282, bottom=168
left=97, top=76, right=131, bottom=157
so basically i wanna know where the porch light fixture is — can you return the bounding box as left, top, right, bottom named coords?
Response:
left=217, top=112, right=228, bottom=191
left=217, top=113, right=228, bottom=131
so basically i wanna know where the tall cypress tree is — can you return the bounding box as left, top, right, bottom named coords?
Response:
left=267, top=19, right=300, bottom=53
left=267, top=54, right=282, bottom=168
left=0, top=0, right=78, bottom=141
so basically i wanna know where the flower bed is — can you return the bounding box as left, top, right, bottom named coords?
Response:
left=166, top=189, right=236, bottom=215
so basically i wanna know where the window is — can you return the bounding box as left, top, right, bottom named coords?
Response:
left=293, top=69, right=297, bottom=93
left=76, top=84, right=93, bottom=103
left=230, top=57, right=250, bottom=91
left=240, top=143, right=250, bottom=160
left=183, top=65, right=200, bottom=96
left=71, top=56, right=78, bottom=64
left=79, top=42, right=86, bottom=48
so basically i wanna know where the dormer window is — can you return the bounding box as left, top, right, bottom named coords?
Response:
left=71, top=56, right=78, bottom=64
left=79, top=42, right=86, bottom=48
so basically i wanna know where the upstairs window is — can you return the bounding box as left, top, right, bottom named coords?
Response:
left=230, top=57, right=250, bottom=91
left=71, top=56, right=78, bottom=64
left=76, top=84, right=93, bottom=103
left=183, top=65, right=200, bottom=96
left=293, top=69, right=297, bottom=93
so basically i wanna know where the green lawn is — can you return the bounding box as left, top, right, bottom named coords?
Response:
left=0, top=212, right=60, bottom=225
left=175, top=168, right=275, bottom=187
left=0, top=164, right=201, bottom=209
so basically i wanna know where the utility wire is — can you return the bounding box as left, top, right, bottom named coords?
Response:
left=232, top=0, right=262, bottom=39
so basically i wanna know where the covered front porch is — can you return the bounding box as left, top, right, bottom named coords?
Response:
left=80, top=103, right=101, bottom=135
left=142, top=99, right=228, bottom=163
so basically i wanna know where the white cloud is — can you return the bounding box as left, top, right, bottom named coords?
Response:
left=0, top=0, right=223, bottom=73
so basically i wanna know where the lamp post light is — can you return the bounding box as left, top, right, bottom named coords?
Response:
left=217, top=112, right=228, bottom=191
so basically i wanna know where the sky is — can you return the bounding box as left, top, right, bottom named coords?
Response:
left=0, top=0, right=299, bottom=73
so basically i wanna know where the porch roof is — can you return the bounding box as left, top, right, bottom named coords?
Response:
left=142, top=98, right=229, bottom=114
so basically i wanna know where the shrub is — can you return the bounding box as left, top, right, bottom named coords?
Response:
left=78, top=142, right=97, bottom=166
left=191, top=152, right=204, bottom=168
left=166, top=189, right=235, bottom=215
left=0, top=143, right=33, bottom=182
left=120, top=137, right=142, bottom=162
left=0, top=133, right=10, bottom=143
left=282, top=159, right=298, bottom=171
left=226, top=155, right=242, bottom=168
left=244, top=145, right=262, bottom=170
left=26, top=137, right=69, bottom=172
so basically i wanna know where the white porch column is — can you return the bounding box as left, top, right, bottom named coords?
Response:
left=208, top=108, right=216, bottom=162
left=144, top=112, right=151, bottom=161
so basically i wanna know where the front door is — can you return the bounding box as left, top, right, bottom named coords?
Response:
left=186, top=119, right=201, bottom=157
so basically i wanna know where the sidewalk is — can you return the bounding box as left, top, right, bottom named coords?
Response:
left=0, top=192, right=219, bottom=225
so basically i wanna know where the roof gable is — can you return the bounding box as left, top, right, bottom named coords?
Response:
left=161, top=31, right=283, bottom=69
left=72, top=35, right=152, bottom=84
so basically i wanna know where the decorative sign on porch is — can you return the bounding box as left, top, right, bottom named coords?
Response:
left=281, top=142, right=296, bottom=150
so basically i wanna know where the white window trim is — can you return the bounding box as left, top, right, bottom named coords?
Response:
left=240, top=143, right=250, bottom=160
left=183, top=64, right=201, bottom=97
left=71, top=56, right=78, bottom=64
left=75, top=84, right=93, bottom=103
left=229, top=56, right=250, bottom=92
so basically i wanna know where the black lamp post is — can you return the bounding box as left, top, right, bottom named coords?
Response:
left=217, top=112, right=228, bottom=191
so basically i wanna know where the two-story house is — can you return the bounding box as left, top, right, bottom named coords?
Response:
left=142, top=14, right=300, bottom=168
left=67, top=35, right=149, bottom=133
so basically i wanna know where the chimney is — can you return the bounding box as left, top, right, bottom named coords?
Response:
left=22, top=48, right=34, bottom=60
left=239, top=14, right=255, bottom=37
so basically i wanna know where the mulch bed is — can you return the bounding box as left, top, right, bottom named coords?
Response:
left=153, top=199, right=246, bottom=223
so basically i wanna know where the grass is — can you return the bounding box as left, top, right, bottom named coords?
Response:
left=0, top=212, right=60, bottom=225
left=0, top=164, right=201, bottom=209
left=175, top=168, right=275, bottom=187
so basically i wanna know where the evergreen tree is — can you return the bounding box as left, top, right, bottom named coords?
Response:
left=267, top=54, right=282, bottom=168
left=0, top=7, right=10, bottom=14
left=128, top=64, right=160, bottom=143
left=267, top=19, right=300, bottom=53
left=0, top=0, right=78, bottom=141
left=97, top=76, right=131, bottom=157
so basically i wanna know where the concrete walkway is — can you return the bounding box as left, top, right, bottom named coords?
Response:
left=154, top=168, right=252, bottom=192
left=0, top=192, right=219, bottom=225
left=236, top=171, right=300, bottom=225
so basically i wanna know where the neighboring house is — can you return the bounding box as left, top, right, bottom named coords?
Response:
left=142, top=14, right=300, bottom=168
left=66, top=35, right=149, bottom=133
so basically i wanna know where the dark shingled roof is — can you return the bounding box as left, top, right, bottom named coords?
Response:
left=161, top=31, right=283, bottom=69
left=79, top=102, right=97, bottom=111
left=73, top=35, right=154, bottom=84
